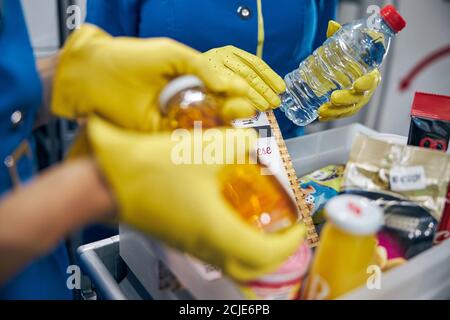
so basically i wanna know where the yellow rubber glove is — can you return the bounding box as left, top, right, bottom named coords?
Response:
left=87, top=117, right=306, bottom=281
left=52, top=24, right=256, bottom=132
left=203, top=46, right=286, bottom=112
left=318, top=21, right=382, bottom=121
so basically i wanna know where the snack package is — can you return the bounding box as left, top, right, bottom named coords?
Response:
left=407, top=92, right=450, bottom=245
left=342, top=134, right=450, bottom=259
left=298, top=165, right=345, bottom=225
left=408, top=92, right=450, bottom=152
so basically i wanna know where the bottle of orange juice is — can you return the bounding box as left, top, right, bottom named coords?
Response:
left=159, top=76, right=223, bottom=130
left=159, top=76, right=299, bottom=232
left=160, top=76, right=310, bottom=299
left=303, top=195, right=383, bottom=300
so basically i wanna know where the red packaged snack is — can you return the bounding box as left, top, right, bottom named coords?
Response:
left=408, top=92, right=450, bottom=151
left=407, top=92, right=450, bottom=245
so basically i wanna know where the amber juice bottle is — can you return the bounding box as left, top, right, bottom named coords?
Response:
left=159, top=76, right=298, bottom=232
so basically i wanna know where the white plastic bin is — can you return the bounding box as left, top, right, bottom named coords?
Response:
left=286, top=123, right=376, bottom=177
left=342, top=239, right=450, bottom=299
left=119, top=124, right=450, bottom=300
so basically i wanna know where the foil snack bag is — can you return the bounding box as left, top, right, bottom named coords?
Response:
left=407, top=92, right=450, bottom=245
left=343, top=134, right=450, bottom=258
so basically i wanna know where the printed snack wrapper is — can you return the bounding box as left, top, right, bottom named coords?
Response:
left=408, top=92, right=450, bottom=153
left=343, top=134, right=450, bottom=259
left=344, top=134, right=450, bottom=221
left=298, top=165, right=345, bottom=225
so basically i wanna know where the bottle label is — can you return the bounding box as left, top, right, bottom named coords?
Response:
left=256, top=137, right=282, bottom=176
left=233, top=113, right=295, bottom=199
left=389, top=166, right=426, bottom=192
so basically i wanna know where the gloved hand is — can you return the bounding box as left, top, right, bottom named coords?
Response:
left=87, top=117, right=306, bottom=281
left=318, top=21, right=382, bottom=122
left=203, top=46, right=286, bottom=112
left=52, top=24, right=256, bottom=131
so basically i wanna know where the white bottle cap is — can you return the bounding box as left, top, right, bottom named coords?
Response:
left=325, top=195, right=383, bottom=235
left=159, top=75, right=204, bottom=114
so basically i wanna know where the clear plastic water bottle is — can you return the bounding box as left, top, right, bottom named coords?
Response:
left=280, top=5, right=406, bottom=126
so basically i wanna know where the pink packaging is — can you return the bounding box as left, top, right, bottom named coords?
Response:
left=243, top=243, right=311, bottom=300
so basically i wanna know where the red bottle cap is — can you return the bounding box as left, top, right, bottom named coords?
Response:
left=381, top=5, right=406, bottom=33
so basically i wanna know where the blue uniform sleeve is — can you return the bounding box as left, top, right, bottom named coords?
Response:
left=85, top=0, right=140, bottom=36
left=312, top=0, right=338, bottom=50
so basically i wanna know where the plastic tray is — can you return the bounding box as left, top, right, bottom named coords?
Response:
left=77, top=236, right=153, bottom=300
left=78, top=235, right=450, bottom=300
left=79, top=124, right=450, bottom=300
left=285, top=123, right=376, bottom=177
left=342, top=239, right=450, bottom=299
left=119, top=124, right=379, bottom=300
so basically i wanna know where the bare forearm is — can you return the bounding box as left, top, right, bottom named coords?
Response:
left=35, top=54, right=59, bottom=128
left=0, top=158, right=114, bottom=284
